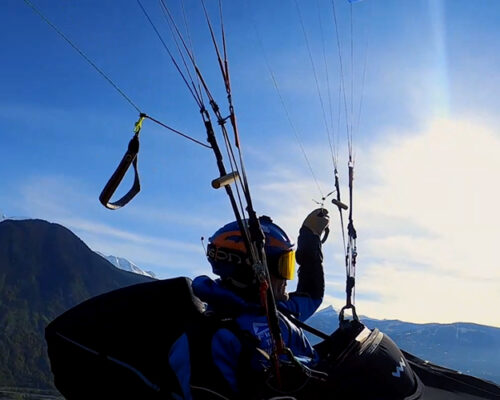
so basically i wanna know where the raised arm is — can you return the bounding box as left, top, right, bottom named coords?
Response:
left=281, top=209, right=329, bottom=321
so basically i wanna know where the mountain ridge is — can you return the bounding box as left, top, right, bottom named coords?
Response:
left=0, top=219, right=153, bottom=389
left=306, top=306, right=500, bottom=384
left=314, top=304, right=500, bottom=328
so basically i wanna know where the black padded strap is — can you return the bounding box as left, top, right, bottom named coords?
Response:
left=99, top=134, right=141, bottom=210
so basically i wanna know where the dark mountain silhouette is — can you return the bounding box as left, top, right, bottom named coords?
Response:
left=306, top=306, right=500, bottom=385
left=0, top=219, right=153, bottom=390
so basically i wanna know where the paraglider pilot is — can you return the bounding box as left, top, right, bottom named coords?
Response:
left=168, top=208, right=330, bottom=399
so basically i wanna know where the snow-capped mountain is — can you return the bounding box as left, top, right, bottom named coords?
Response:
left=96, top=252, right=157, bottom=279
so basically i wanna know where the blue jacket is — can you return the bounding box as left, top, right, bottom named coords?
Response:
left=168, top=226, right=324, bottom=399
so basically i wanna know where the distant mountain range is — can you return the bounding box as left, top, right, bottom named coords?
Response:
left=0, top=218, right=498, bottom=394
left=306, top=306, right=500, bottom=385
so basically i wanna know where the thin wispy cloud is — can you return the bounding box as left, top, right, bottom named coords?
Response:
left=63, top=216, right=201, bottom=253
left=123, top=204, right=223, bottom=231
left=14, top=175, right=206, bottom=275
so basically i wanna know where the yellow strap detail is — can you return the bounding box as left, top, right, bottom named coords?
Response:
left=134, top=114, right=146, bottom=134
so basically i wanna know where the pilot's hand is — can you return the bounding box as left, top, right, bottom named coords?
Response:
left=302, top=208, right=330, bottom=237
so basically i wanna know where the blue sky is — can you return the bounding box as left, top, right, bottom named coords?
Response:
left=2, top=0, right=500, bottom=327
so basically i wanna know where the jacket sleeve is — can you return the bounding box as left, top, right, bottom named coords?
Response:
left=279, top=226, right=324, bottom=321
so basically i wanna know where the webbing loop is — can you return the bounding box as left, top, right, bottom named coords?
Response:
left=99, top=114, right=145, bottom=210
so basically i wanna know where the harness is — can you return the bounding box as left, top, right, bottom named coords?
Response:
left=185, top=310, right=328, bottom=400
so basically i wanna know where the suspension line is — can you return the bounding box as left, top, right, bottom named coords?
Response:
left=248, top=1, right=325, bottom=200
left=137, top=0, right=204, bottom=109
left=24, top=0, right=142, bottom=114
left=294, top=0, right=338, bottom=173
